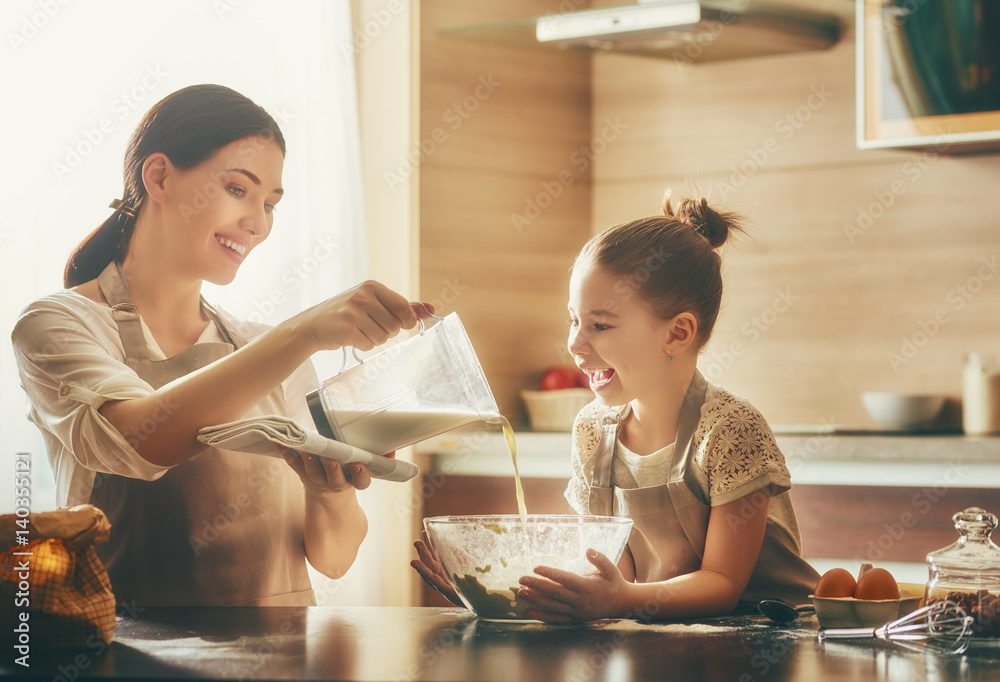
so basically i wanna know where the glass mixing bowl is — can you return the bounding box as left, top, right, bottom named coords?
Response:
left=424, top=514, right=634, bottom=621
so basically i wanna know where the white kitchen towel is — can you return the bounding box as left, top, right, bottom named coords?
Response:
left=197, top=415, right=419, bottom=482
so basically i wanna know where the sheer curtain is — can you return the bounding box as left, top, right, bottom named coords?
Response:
left=1, top=0, right=385, bottom=605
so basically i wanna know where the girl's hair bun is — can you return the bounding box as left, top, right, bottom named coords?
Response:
left=662, top=190, right=743, bottom=249
left=576, top=187, right=749, bottom=347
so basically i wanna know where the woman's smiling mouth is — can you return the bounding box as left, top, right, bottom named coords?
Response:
left=216, top=235, right=248, bottom=259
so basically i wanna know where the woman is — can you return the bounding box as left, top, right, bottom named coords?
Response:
left=12, top=84, right=428, bottom=607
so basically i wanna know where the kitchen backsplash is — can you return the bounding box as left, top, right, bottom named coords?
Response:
left=418, top=2, right=1000, bottom=428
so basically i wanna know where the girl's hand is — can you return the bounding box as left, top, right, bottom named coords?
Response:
left=516, top=549, right=629, bottom=624
left=278, top=444, right=386, bottom=495
left=290, top=281, right=435, bottom=354
left=411, top=531, right=463, bottom=607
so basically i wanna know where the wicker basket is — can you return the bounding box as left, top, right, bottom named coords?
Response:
left=520, top=388, right=594, bottom=431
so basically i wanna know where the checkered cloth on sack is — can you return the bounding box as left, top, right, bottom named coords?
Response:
left=0, top=505, right=116, bottom=650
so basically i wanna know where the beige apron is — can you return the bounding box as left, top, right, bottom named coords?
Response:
left=89, top=262, right=314, bottom=607
left=588, top=370, right=818, bottom=605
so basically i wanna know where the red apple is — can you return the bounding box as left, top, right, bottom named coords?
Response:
left=540, top=366, right=587, bottom=391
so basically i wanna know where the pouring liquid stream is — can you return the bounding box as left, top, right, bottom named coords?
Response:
left=489, top=415, right=527, bottom=523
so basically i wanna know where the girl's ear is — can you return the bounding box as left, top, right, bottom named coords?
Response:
left=141, top=152, right=171, bottom=206
left=665, top=312, right=698, bottom=356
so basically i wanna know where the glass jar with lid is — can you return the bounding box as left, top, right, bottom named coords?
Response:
left=925, top=507, right=1000, bottom=643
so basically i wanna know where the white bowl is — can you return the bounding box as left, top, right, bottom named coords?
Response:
left=861, top=392, right=945, bottom=429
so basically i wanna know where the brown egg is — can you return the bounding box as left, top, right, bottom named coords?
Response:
left=814, top=567, right=857, bottom=598
left=854, top=567, right=899, bottom=600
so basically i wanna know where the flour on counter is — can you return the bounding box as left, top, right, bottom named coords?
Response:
left=585, top=618, right=818, bottom=638
left=592, top=620, right=753, bottom=633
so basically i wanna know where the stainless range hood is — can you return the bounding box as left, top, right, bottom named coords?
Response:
left=536, top=1, right=840, bottom=61
left=442, top=0, right=844, bottom=63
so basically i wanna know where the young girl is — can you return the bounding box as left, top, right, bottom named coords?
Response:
left=414, top=192, right=819, bottom=622
left=12, top=84, right=430, bottom=607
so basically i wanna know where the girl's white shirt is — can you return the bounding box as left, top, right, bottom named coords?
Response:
left=11, top=290, right=317, bottom=507
left=613, top=440, right=675, bottom=489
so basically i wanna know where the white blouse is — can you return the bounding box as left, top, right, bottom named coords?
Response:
left=11, top=290, right=318, bottom=507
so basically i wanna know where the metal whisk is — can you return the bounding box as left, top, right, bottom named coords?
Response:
left=818, top=600, right=975, bottom=655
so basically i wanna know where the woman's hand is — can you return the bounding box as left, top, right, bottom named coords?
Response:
left=516, top=549, right=630, bottom=624
left=278, top=445, right=387, bottom=495
left=289, top=280, right=435, bottom=354
left=411, top=530, right=463, bottom=607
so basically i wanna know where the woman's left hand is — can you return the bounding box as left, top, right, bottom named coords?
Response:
left=516, top=549, right=629, bottom=624
left=277, top=445, right=388, bottom=495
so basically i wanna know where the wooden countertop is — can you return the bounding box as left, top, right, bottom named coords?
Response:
left=4, top=606, right=999, bottom=681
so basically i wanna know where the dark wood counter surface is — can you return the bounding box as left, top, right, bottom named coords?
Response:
left=4, top=606, right=999, bottom=681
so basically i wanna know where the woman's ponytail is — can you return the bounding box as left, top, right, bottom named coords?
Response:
left=64, top=199, right=139, bottom=287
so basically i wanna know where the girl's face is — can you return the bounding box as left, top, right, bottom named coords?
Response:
left=567, top=262, right=675, bottom=407
left=160, top=136, right=284, bottom=285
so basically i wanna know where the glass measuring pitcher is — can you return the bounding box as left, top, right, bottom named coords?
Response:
left=306, top=312, right=500, bottom=455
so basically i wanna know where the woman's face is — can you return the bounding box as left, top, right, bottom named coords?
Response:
left=567, top=262, right=674, bottom=407
left=160, top=135, right=284, bottom=285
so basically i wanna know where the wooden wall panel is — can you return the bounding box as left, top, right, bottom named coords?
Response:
left=420, top=1, right=593, bottom=426
left=591, top=29, right=1000, bottom=427
left=589, top=28, right=902, bottom=183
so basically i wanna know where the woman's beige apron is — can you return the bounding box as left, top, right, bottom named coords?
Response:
left=89, top=262, right=314, bottom=607
left=588, top=371, right=818, bottom=605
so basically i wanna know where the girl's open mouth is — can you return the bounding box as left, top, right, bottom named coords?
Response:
left=587, top=368, right=616, bottom=390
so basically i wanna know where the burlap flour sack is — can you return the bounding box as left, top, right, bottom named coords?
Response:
left=1, top=504, right=115, bottom=651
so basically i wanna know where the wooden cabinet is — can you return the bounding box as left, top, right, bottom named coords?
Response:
left=857, top=0, right=1000, bottom=152
left=790, top=484, right=1000, bottom=562
left=418, top=475, right=1000, bottom=605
